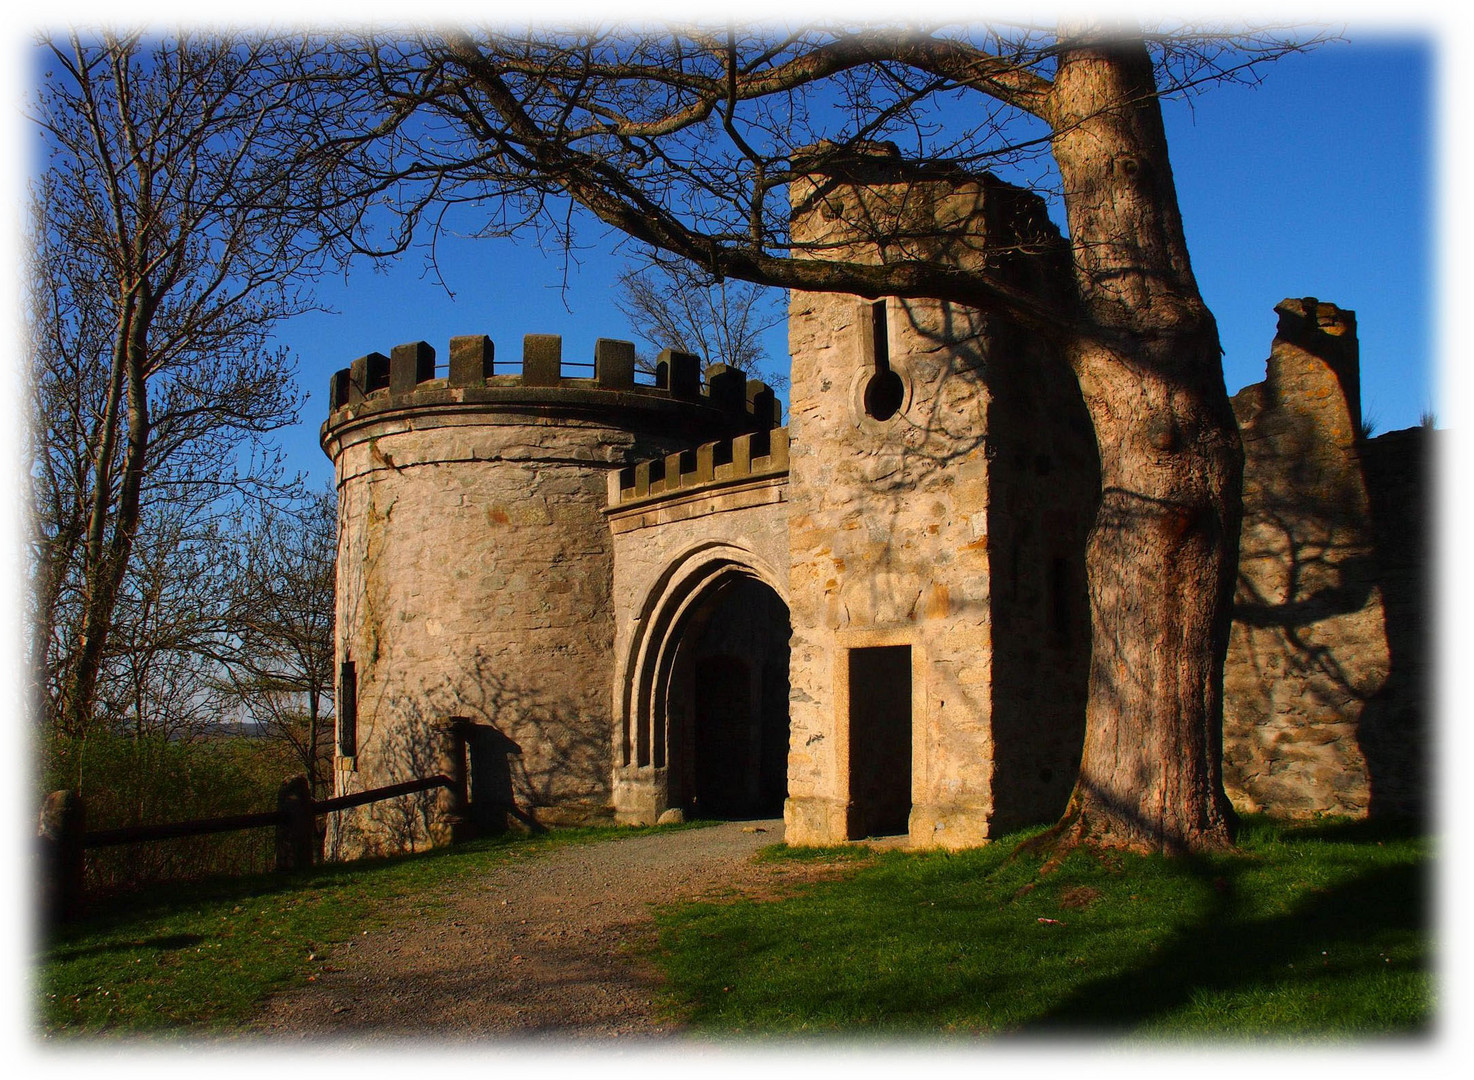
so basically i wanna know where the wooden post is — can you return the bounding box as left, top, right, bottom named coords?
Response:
left=275, top=775, right=315, bottom=872
left=436, top=717, right=473, bottom=843
left=38, top=790, right=85, bottom=924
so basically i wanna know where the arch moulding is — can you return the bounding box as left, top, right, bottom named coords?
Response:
left=612, top=540, right=789, bottom=824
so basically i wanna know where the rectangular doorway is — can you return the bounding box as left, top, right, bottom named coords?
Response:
left=847, top=645, right=912, bottom=838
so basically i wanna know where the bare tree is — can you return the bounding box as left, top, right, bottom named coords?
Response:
left=217, top=490, right=338, bottom=798
left=28, top=31, right=371, bottom=738
left=94, top=499, right=237, bottom=742
left=27, top=192, right=267, bottom=739
left=319, top=22, right=1329, bottom=854
left=614, top=254, right=787, bottom=392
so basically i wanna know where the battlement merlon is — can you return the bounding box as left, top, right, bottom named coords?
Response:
left=320, top=335, right=785, bottom=458
left=607, top=427, right=790, bottom=510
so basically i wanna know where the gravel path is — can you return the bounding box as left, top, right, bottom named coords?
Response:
left=247, top=819, right=785, bottom=1042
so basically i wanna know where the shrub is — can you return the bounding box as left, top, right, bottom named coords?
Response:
left=39, top=730, right=303, bottom=899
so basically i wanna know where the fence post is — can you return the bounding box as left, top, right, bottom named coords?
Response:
left=435, top=716, right=473, bottom=844
left=275, top=775, right=315, bottom=872
left=38, top=790, right=85, bottom=925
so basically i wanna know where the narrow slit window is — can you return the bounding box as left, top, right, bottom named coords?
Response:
left=338, top=659, right=358, bottom=758
left=864, top=300, right=904, bottom=422
left=871, top=300, right=889, bottom=368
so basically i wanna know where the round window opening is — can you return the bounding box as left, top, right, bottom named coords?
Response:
left=863, top=368, right=905, bottom=422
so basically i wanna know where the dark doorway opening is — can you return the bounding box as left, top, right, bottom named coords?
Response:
left=667, top=577, right=790, bottom=819
left=847, top=645, right=912, bottom=838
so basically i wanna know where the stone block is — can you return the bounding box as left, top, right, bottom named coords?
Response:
left=595, top=338, right=636, bottom=390
left=747, top=380, right=778, bottom=430
left=390, top=341, right=436, bottom=395
left=449, top=335, right=494, bottom=386
left=664, top=452, right=685, bottom=493
left=783, top=796, right=850, bottom=846
left=706, top=363, right=747, bottom=415
left=715, top=434, right=754, bottom=481
left=765, top=428, right=789, bottom=473
left=351, top=351, right=390, bottom=398
left=658, top=349, right=703, bottom=399
left=523, top=334, right=563, bottom=385
left=330, top=368, right=351, bottom=409
left=693, top=442, right=716, bottom=484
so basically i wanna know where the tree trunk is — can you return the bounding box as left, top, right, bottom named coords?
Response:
left=60, top=310, right=130, bottom=736
left=61, top=300, right=152, bottom=738
left=1045, top=31, right=1242, bottom=853
left=306, top=691, right=322, bottom=800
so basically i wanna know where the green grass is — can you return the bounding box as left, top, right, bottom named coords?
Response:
left=650, top=817, right=1433, bottom=1038
left=34, top=822, right=698, bottom=1037
left=36, top=816, right=1433, bottom=1040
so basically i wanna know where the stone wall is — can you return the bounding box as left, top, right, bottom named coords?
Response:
left=783, top=148, right=1095, bottom=848
left=320, top=178, right=1431, bottom=857
left=322, top=336, right=744, bottom=855
left=1358, top=424, right=1435, bottom=819
left=606, top=429, right=790, bottom=824
left=1224, top=299, right=1390, bottom=818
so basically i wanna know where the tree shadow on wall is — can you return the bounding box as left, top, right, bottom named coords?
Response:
left=329, top=705, right=445, bottom=858
left=1360, top=427, right=1435, bottom=825
left=342, top=647, right=614, bottom=852
left=974, top=311, right=1098, bottom=834
left=1230, top=409, right=1421, bottom=822
left=440, top=649, right=613, bottom=822
left=865, top=295, right=1096, bottom=835
left=1233, top=508, right=1383, bottom=707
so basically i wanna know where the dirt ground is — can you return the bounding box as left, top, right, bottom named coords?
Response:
left=245, top=819, right=791, bottom=1042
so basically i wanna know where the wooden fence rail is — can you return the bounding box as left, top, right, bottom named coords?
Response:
left=81, top=809, right=290, bottom=849
left=37, top=718, right=472, bottom=924
left=314, top=774, right=452, bottom=815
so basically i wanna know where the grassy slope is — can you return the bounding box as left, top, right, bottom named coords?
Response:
left=650, top=817, right=1432, bottom=1037
left=34, top=824, right=684, bottom=1036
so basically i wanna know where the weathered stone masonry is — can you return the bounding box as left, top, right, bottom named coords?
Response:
left=1224, top=298, right=1429, bottom=820
left=780, top=152, right=1097, bottom=847
left=322, top=336, right=777, bottom=855
left=606, top=428, right=791, bottom=825
left=322, top=160, right=1429, bottom=856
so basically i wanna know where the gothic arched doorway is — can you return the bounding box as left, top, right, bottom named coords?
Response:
left=616, top=545, right=790, bottom=822
left=665, top=576, right=790, bottom=818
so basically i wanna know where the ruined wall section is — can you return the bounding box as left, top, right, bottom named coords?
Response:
left=1358, top=424, right=1435, bottom=819
left=783, top=147, right=1090, bottom=848
left=1225, top=298, right=1390, bottom=817
left=322, top=336, right=745, bottom=855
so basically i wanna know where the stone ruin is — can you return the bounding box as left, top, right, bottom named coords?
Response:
left=320, top=150, right=1430, bottom=857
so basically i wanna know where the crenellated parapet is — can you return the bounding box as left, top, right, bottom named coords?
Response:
left=607, top=427, right=790, bottom=510
left=320, top=333, right=783, bottom=454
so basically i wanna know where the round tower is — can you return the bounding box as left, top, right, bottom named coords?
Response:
left=321, top=332, right=758, bottom=856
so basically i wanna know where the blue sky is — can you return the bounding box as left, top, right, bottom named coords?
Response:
left=1163, top=36, right=1433, bottom=435
left=272, top=32, right=1435, bottom=489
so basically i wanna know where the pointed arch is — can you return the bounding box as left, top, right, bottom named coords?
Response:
left=617, top=541, right=789, bottom=809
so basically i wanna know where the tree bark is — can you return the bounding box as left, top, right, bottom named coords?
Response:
left=1045, top=31, right=1241, bottom=853
left=62, top=301, right=152, bottom=738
